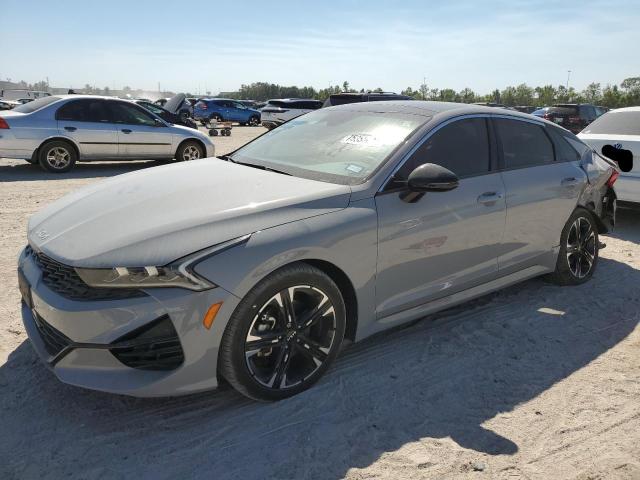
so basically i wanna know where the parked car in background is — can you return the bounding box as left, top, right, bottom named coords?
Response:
left=238, top=100, right=258, bottom=109
left=193, top=98, right=261, bottom=126
left=260, top=98, right=323, bottom=129
left=0, top=89, right=51, bottom=101
left=323, top=92, right=412, bottom=107
left=18, top=101, right=617, bottom=401
left=539, top=104, right=601, bottom=133
left=474, top=102, right=508, bottom=108
left=17, top=98, right=35, bottom=104
left=513, top=105, right=537, bottom=114
left=135, top=99, right=198, bottom=129
left=532, top=107, right=551, bottom=117
left=0, top=95, right=214, bottom=172
left=154, top=98, right=170, bottom=107
left=578, top=106, right=639, bottom=204
left=0, top=99, right=21, bottom=110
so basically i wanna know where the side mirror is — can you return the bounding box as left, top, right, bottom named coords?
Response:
left=407, top=163, right=459, bottom=192
left=154, top=118, right=166, bottom=127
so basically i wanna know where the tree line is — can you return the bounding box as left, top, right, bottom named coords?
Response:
left=4, top=76, right=639, bottom=108
left=223, top=77, right=640, bottom=108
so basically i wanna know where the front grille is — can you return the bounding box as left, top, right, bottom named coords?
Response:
left=33, top=311, right=71, bottom=357
left=25, top=245, right=146, bottom=301
left=110, top=315, right=184, bottom=371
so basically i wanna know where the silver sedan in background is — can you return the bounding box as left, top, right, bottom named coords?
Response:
left=0, top=95, right=214, bottom=172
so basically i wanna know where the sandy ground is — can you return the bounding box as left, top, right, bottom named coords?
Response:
left=0, top=126, right=639, bottom=480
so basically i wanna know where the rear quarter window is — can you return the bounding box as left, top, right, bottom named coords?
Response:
left=12, top=96, right=60, bottom=113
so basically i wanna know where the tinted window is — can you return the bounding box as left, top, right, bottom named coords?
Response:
left=13, top=96, right=60, bottom=113
left=547, top=127, right=580, bottom=162
left=109, top=102, right=157, bottom=126
left=398, top=118, right=490, bottom=180
left=56, top=99, right=110, bottom=122
left=582, top=111, right=640, bottom=135
left=495, top=119, right=554, bottom=168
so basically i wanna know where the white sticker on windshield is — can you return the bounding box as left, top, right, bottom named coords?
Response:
left=346, top=164, right=364, bottom=173
left=342, top=133, right=377, bottom=146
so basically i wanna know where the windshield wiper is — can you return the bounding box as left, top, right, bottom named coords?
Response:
left=230, top=160, right=292, bottom=176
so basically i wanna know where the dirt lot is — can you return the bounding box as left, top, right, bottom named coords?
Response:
left=0, top=126, right=639, bottom=480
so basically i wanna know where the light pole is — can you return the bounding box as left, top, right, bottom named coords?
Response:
left=566, top=70, right=572, bottom=90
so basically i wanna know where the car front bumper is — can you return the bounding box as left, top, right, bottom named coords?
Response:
left=18, top=247, right=240, bottom=397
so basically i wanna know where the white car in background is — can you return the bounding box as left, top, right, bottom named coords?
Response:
left=260, top=98, right=323, bottom=130
left=578, top=107, right=639, bottom=204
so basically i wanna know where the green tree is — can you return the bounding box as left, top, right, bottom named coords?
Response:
left=534, top=85, right=556, bottom=106
left=458, top=87, right=476, bottom=103
left=602, top=84, right=624, bottom=108
left=582, top=82, right=602, bottom=104
left=620, top=76, right=640, bottom=106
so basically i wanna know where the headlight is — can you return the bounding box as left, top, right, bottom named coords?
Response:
left=75, top=235, right=250, bottom=291
left=75, top=264, right=213, bottom=291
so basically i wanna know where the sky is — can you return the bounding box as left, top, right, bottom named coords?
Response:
left=1, top=0, right=639, bottom=95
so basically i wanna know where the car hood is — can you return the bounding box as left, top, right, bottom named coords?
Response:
left=163, top=93, right=187, bottom=114
left=28, top=159, right=351, bottom=267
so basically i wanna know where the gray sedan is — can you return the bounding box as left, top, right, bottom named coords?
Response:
left=18, top=101, right=617, bottom=400
left=0, top=95, right=214, bottom=172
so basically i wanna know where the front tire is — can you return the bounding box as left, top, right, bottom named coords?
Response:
left=219, top=263, right=346, bottom=401
left=248, top=115, right=260, bottom=126
left=176, top=140, right=204, bottom=161
left=549, top=208, right=599, bottom=285
left=38, top=140, right=77, bottom=173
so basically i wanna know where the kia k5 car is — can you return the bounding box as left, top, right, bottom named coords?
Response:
left=18, top=101, right=617, bottom=401
left=578, top=107, right=638, bottom=204
left=0, top=95, right=214, bottom=172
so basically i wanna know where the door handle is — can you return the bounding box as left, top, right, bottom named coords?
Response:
left=64, top=126, right=77, bottom=132
left=561, top=177, right=579, bottom=186
left=121, top=129, right=132, bottom=134
left=477, top=192, right=503, bottom=205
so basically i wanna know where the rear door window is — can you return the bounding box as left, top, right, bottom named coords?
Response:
left=56, top=99, right=110, bottom=122
left=495, top=118, right=554, bottom=168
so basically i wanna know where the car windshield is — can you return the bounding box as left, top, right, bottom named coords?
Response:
left=12, top=96, right=60, bottom=113
left=582, top=111, right=640, bottom=135
left=231, top=109, right=426, bottom=185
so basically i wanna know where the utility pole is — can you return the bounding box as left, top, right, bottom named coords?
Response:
left=422, top=76, right=426, bottom=100
left=566, top=70, right=572, bottom=90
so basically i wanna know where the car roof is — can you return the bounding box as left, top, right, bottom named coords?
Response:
left=602, top=106, right=640, bottom=113
left=327, top=100, right=541, bottom=119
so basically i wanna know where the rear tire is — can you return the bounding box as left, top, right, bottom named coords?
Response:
left=548, top=208, right=599, bottom=285
left=38, top=140, right=77, bottom=173
left=219, top=263, right=346, bottom=401
left=248, top=116, right=260, bottom=126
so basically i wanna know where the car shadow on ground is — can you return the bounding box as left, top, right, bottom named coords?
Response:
left=1, top=224, right=639, bottom=479
left=610, top=206, right=640, bottom=244
left=0, top=160, right=159, bottom=182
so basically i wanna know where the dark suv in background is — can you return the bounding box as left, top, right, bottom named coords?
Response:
left=322, top=92, right=412, bottom=107
left=539, top=104, right=604, bottom=133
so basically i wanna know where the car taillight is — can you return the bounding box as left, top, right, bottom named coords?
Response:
left=0, top=117, right=9, bottom=129
left=606, top=170, right=619, bottom=187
